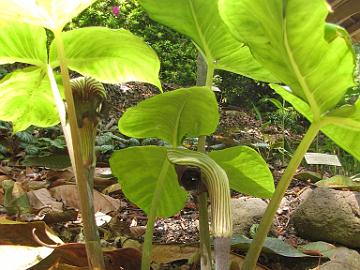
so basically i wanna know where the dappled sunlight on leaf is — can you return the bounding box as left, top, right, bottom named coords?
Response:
left=0, top=0, right=97, bottom=31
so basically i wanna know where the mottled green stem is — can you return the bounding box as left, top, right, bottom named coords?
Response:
left=198, top=192, right=212, bottom=269
left=53, top=31, right=105, bottom=270
left=242, top=122, right=321, bottom=270
left=196, top=53, right=215, bottom=270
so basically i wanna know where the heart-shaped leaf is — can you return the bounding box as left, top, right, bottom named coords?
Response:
left=0, top=22, right=47, bottom=66
left=0, top=0, right=96, bottom=31
left=110, top=146, right=188, bottom=218
left=209, top=146, right=274, bottom=198
left=139, top=0, right=275, bottom=82
left=118, top=87, right=219, bottom=146
left=219, top=0, right=355, bottom=118
left=0, top=67, right=62, bottom=132
left=50, top=27, right=161, bottom=89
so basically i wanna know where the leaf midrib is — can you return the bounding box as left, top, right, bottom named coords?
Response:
left=188, top=0, right=213, bottom=63
left=283, top=18, right=321, bottom=120
left=173, top=99, right=186, bottom=146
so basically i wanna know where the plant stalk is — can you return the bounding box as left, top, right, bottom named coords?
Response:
left=198, top=191, right=212, bottom=269
left=241, top=122, right=321, bottom=270
left=142, top=209, right=156, bottom=270
left=54, top=31, right=105, bottom=270
left=141, top=161, right=171, bottom=270
left=196, top=52, right=214, bottom=270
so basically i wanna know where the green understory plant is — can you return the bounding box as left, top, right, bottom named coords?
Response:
left=0, top=1, right=161, bottom=268
left=110, top=86, right=274, bottom=270
left=219, top=0, right=360, bottom=269
left=131, top=1, right=278, bottom=268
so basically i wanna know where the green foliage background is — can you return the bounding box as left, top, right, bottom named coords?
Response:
left=71, top=0, right=198, bottom=86
left=71, top=0, right=275, bottom=109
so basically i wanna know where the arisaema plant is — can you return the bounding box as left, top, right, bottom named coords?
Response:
left=109, top=0, right=276, bottom=269
left=0, top=1, right=161, bottom=268
left=218, top=0, right=360, bottom=269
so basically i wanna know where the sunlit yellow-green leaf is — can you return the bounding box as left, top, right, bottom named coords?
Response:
left=0, top=0, right=96, bottom=31
left=0, top=68, right=61, bottom=132
left=50, top=27, right=161, bottom=89
left=0, top=22, right=47, bottom=66
left=110, top=146, right=188, bottom=218
left=139, top=0, right=276, bottom=82
left=118, top=87, right=219, bottom=146
left=219, top=0, right=355, bottom=117
left=209, top=146, right=274, bottom=198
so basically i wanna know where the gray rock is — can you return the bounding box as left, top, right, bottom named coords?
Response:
left=312, top=247, right=360, bottom=270
left=231, top=197, right=268, bottom=234
left=291, top=187, right=360, bottom=248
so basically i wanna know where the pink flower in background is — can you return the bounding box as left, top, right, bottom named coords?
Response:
left=112, top=6, right=120, bottom=17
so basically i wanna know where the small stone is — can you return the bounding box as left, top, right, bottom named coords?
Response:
left=312, top=247, right=360, bottom=270
left=230, top=197, right=268, bottom=234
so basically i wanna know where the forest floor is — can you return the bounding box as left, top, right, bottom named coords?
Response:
left=0, top=83, right=358, bottom=270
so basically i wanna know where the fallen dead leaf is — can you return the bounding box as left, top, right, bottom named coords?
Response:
left=0, top=219, right=63, bottom=269
left=129, top=226, right=147, bottom=238
left=151, top=244, right=268, bottom=269
left=46, top=169, right=75, bottom=184
left=0, top=219, right=62, bottom=246
left=50, top=185, right=123, bottom=213
left=29, top=243, right=141, bottom=270
left=0, top=174, right=12, bottom=184
left=27, top=188, right=63, bottom=212
left=151, top=244, right=197, bottom=264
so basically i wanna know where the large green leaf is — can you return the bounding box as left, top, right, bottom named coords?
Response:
left=139, top=0, right=275, bottom=82
left=219, top=0, right=355, bottom=117
left=0, top=68, right=61, bottom=132
left=272, top=84, right=360, bottom=161
left=209, top=146, right=274, bottom=198
left=109, top=146, right=188, bottom=217
left=0, top=0, right=96, bottom=31
left=50, top=27, right=161, bottom=89
left=119, top=87, right=219, bottom=146
left=0, top=22, right=47, bottom=66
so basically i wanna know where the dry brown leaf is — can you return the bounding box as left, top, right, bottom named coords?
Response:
left=229, top=254, right=269, bottom=270
left=0, top=219, right=62, bottom=246
left=151, top=244, right=268, bottom=269
left=0, top=174, right=12, bottom=184
left=151, top=244, right=199, bottom=264
left=27, top=188, right=63, bottom=212
left=129, top=226, right=146, bottom=238
left=50, top=185, right=123, bottom=213
left=26, top=180, right=49, bottom=191
left=46, top=169, right=75, bottom=183
left=29, top=243, right=141, bottom=270
left=0, top=166, right=12, bottom=175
